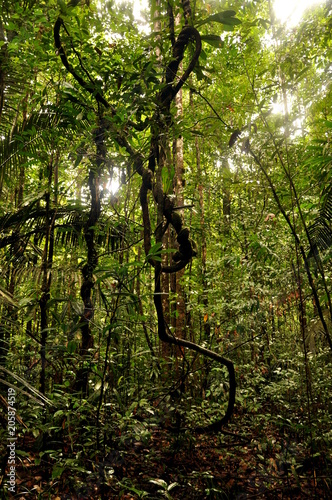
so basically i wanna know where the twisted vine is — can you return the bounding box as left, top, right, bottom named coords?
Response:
left=54, top=3, right=236, bottom=429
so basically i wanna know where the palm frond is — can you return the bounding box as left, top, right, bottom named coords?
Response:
left=0, top=284, right=18, bottom=307
left=0, top=201, right=88, bottom=249
left=0, top=109, right=57, bottom=181
left=308, top=185, right=332, bottom=254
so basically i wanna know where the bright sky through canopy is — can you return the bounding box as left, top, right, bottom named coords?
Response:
left=273, top=0, right=323, bottom=26
left=128, top=0, right=323, bottom=27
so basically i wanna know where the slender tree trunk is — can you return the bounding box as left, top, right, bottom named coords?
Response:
left=172, top=14, right=186, bottom=340
left=0, top=22, right=6, bottom=125
left=190, top=90, right=208, bottom=339
left=39, top=151, right=58, bottom=394
left=76, top=118, right=106, bottom=393
left=222, top=158, right=231, bottom=235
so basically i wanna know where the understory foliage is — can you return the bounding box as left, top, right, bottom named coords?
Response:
left=0, top=0, right=331, bottom=498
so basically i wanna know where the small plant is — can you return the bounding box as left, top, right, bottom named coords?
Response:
left=150, top=478, right=179, bottom=499
left=118, top=478, right=149, bottom=498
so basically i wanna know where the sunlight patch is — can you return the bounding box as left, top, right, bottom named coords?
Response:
left=274, top=0, right=323, bottom=26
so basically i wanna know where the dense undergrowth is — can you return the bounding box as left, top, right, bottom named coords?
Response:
left=1, top=343, right=331, bottom=498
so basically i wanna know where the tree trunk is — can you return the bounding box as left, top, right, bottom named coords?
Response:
left=39, top=151, right=58, bottom=395
left=172, top=70, right=186, bottom=342
left=75, top=119, right=106, bottom=393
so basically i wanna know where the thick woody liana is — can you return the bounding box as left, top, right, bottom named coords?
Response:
left=54, top=3, right=236, bottom=429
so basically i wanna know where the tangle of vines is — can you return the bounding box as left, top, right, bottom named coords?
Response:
left=54, top=2, right=236, bottom=430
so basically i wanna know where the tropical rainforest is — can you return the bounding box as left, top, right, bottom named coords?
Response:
left=0, top=0, right=331, bottom=498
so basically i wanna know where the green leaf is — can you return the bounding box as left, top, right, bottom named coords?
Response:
left=57, top=0, right=67, bottom=15
left=67, top=340, right=78, bottom=353
left=147, top=242, right=162, bottom=259
left=162, top=165, right=175, bottom=193
left=196, top=11, right=241, bottom=28
left=15, top=450, right=30, bottom=457
left=53, top=410, right=64, bottom=418
left=52, top=464, right=65, bottom=479
left=168, top=482, right=179, bottom=491
left=193, top=64, right=205, bottom=81
left=295, top=66, right=309, bottom=82
left=0, top=286, right=18, bottom=307
left=150, top=478, right=168, bottom=488
left=258, top=18, right=271, bottom=29
left=200, top=35, right=224, bottom=48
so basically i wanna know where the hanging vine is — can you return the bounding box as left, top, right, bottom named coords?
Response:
left=54, top=0, right=236, bottom=429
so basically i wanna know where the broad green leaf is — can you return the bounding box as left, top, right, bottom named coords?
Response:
left=200, top=35, right=224, bottom=48
left=196, top=11, right=241, bottom=28
left=52, top=464, right=65, bottom=480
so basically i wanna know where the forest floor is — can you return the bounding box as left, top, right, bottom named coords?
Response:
left=3, top=419, right=331, bottom=499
